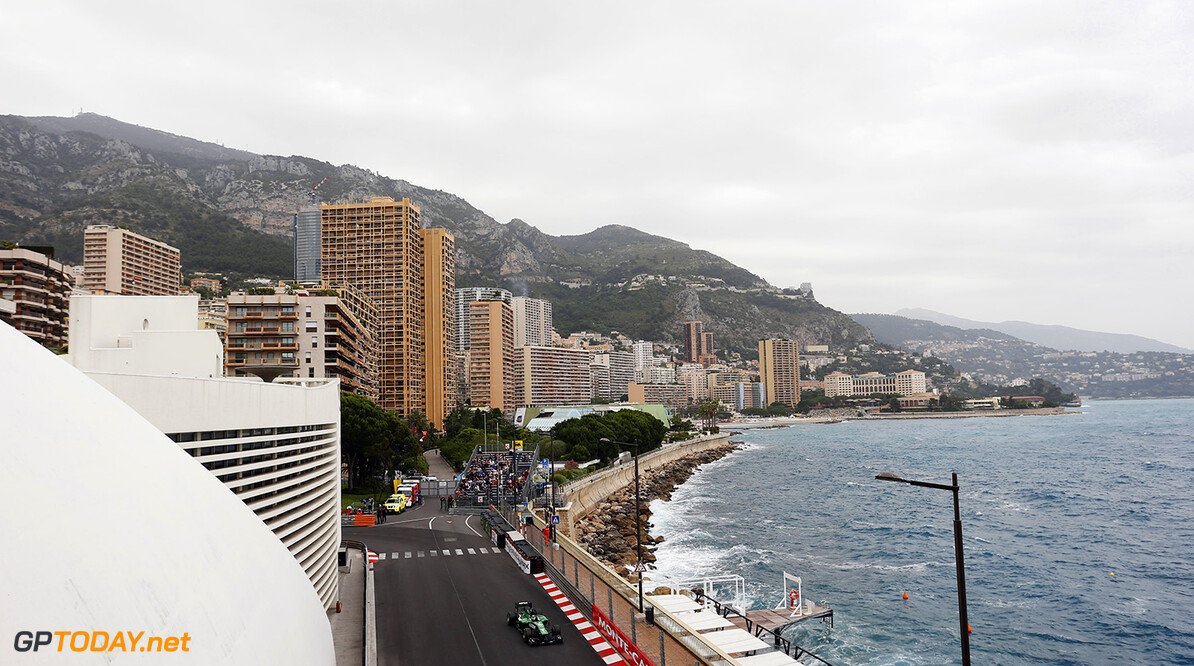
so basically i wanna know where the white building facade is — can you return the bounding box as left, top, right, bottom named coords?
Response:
left=67, top=295, right=342, bottom=610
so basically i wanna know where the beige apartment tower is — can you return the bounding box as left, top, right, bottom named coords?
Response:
left=420, top=228, right=457, bottom=428
left=320, top=197, right=456, bottom=415
left=758, top=338, right=800, bottom=408
left=82, top=225, right=181, bottom=295
left=468, top=299, right=515, bottom=412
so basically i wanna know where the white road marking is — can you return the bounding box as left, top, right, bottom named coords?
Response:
left=464, top=514, right=484, bottom=538
left=442, top=549, right=451, bottom=556
left=377, top=553, right=386, bottom=560
left=455, top=549, right=463, bottom=555
left=467, top=548, right=476, bottom=555
left=406, top=552, right=412, bottom=559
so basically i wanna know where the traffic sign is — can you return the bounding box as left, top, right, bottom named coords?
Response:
left=550, top=515, right=560, bottom=525
left=631, top=562, right=647, bottom=573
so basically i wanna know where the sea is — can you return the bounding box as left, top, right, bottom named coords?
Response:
left=648, top=398, right=1194, bottom=665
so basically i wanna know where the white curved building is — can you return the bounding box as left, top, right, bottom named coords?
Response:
left=0, top=320, right=335, bottom=663
left=66, top=295, right=342, bottom=610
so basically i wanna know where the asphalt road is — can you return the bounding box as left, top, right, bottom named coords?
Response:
left=345, top=500, right=605, bottom=666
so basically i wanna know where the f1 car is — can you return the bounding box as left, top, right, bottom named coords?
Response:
left=506, top=601, right=563, bottom=646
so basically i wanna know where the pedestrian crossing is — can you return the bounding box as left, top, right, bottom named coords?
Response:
left=375, top=546, right=505, bottom=561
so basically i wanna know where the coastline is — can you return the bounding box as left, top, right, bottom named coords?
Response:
left=573, top=441, right=741, bottom=575
left=727, top=406, right=1078, bottom=427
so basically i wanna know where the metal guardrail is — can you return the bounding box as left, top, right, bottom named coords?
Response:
left=340, top=540, right=375, bottom=666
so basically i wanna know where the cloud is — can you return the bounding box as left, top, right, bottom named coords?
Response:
left=4, top=0, right=1193, bottom=346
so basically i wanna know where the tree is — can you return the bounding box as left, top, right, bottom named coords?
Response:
left=697, top=399, right=719, bottom=432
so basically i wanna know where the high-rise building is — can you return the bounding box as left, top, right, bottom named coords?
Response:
left=513, top=346, right=592, bottom=407
left=82, top=225, right=181, bottom=295
left=592, top=351, right=636, bottom=400
left=224, top=287, right=377, bottom=400
left=682, top=321, right=704, bottom=362
left=0, top=247, right=71, bottom=349
left=455, top=287, right=512, bottom=352
left=512, top=296, right=553, bottom=347
left=758, top=338, right=800, bottom=407
left=293, top=207, right=322, bottom=284
left=320, top=197, right=454, bottom=415
left=701, top=331, right=715, bottom=361
left=632, top=340, right=653, bottom=370
left=421, top=228, right=456, bottom=428
left=468, top=299, right=514, bottom=411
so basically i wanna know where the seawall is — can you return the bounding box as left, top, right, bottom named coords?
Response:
left=554, top=433, right=731, bottom=538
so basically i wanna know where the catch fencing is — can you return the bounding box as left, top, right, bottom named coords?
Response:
left=503, top=506, right=741, bottom=666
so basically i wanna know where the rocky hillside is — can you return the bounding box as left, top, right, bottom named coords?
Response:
left=0, top=113, right=872, bottom=357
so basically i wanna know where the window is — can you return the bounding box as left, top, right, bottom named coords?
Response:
left=281, top=352, right=294, bottom=360
left=235, top=322, right=246, bottom=332
left=311, top=336, right=318, bottom=348
left=235, top=306, right=247, bottom=317
left=305, top=306, right=312, bottom=317
left=281, top=306, right=294, bottom=314
left=282, top=337, right=294, bottom=345
left=282, top=321, right=294, bottom=333
left=308, top=367, right=315, bottom=378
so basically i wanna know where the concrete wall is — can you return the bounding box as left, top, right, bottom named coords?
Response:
left=555, top=433, right=731, bottom=537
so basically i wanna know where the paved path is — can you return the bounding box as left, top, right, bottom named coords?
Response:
left=329, top=547, right=365, bottom=666
left=346, top=501, right=605, bottom=666
left=423, top=448, right=457, bottom=481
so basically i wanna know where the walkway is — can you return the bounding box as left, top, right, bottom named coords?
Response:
left=329, top=546, right=365, bottom=666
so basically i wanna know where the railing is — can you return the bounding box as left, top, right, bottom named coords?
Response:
left=692, top=591, right=835, bottom=666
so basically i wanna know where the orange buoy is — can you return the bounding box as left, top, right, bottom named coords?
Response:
left=967, top=623, right=972, bottom=633
left=902, top=591, right=909, bottom=600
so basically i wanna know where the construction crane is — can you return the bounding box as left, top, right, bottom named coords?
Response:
left=309, top=176, right=329, bottom=204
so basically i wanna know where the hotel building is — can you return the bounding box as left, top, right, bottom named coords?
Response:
left=0, top=246, right=71, bottom=348
left=759, top=338, right=800, bottom=407
left=823, top=370, right=927, bottom=397
left=82, top=225, right=181, bottom=295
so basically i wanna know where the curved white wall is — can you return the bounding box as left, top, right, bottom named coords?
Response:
left=0, top=321, right=334, bottom=663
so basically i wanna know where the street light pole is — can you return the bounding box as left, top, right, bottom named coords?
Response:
left=600, top=437, right=644, bottom=613
left=876, top=471, right=971, bottom=666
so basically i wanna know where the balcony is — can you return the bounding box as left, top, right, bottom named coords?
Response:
left=262, top=343, right=299, bottom=352
left=244, top=311, right=263, bottom=318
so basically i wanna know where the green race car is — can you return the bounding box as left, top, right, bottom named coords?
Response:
left=506, top=601, right=563, bottom=646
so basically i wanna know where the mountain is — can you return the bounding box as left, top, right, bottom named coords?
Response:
left=852, top=313, right=1194, bottom=399
left=895, top=308, right=1191, bottom=355
left=0, top=113, right=873, bottom=357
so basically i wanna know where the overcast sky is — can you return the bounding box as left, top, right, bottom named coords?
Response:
left=6, top=1, right=1193, bottom=347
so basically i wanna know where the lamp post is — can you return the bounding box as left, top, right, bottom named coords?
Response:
left=600, top=437, right=643, bottom=613
left=876, top=471, right=971, bottom=666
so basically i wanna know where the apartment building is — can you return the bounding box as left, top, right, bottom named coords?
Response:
left=512, top=296, right=553, bottom=347
left=455, top=287, right=511, bottom=352
left=0, top=247, right=71, bottom=348
left=514, top=346, right=592, bottom=407
left=627, top=382, right=690, bottom=410
left=591, top=351, right=635, bottom=400
left=320, top=197, right=454, bottom=417
left=225, top=287, right=377, bottom=400
left=759, top=338, right=800, bottom=407
left=468, top=299, right=515, bottom=411
left=82, top=225, right=181, bottom=295
left=421, top=229, right=457, bottom=428
left=682, top=320, right=704, bottom=362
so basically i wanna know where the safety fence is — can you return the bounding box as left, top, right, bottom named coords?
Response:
left=504, top=506, right=742, bottom=666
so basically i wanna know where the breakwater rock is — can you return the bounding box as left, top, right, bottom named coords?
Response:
left=574, top=442, right=741, bottom=575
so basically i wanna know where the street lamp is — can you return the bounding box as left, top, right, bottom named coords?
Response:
left=876, top=471, right=971, bottom=666
left=600, top=437, right=644, bottom=613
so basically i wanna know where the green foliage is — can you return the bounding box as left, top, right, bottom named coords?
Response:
left=247, top=287, right=275, bottom=295
left=552, top=410, right=666, bottom=464
left=340, top=393, right=420, bottom=490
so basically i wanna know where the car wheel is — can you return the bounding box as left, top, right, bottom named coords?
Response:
left=507, top=613, right=515, bottom=626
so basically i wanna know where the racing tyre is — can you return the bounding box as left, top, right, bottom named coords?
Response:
left=507, top=613, right=515, bottom=626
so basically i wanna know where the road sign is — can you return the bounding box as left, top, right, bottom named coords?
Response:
left=631, top=561, right=647, bottom=573
left=542, top=458, right=550, bottom=468
left=550, top=515, right=560, bottom=525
